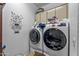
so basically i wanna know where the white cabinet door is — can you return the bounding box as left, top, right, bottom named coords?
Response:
left=41, top=11, right=47, bottom=22
left=56, top=4, right=68, bottom=21
left=47, top=9, right=55, bottom=19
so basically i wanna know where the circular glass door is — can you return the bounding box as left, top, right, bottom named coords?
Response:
left=44, top=28, right=67, bottom=51
left=29, top=29, right=40, bottom=44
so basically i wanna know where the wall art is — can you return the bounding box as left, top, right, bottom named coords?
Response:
left=10, top=11, right=23, bottom=34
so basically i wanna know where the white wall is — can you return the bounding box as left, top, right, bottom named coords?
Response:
left=77, top=4, right=79, bottom=56
left=2, top=3, right=37, bottom=56
left=69, top=3, right=79, bottom=56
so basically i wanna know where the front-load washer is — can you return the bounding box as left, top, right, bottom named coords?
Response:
left=29, top=23, right=43, bottom=53
left=43, top=22, right=70, bottom=56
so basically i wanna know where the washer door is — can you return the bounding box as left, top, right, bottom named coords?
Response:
left=44, top=28, right=67, bottom=51
left=29, top=29, right=40, bottom=44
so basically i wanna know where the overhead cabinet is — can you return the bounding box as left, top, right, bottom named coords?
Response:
left=41, top=11, right=47, bottom=22
left=35, top=4, right=68, bottom=22
left=47, top=9, right=55, bottom=19
left=35, top=13, right=41, bottom=22
left=56, top=4, right=68, bottom=21
left=35, top=11, right=47, bottom=23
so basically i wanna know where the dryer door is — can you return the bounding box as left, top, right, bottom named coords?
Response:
left=44, top=28, right=67, bottom=51
left=29, top=29, right=40, bottom=44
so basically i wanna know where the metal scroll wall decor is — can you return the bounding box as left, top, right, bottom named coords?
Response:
left=10, top=11, right=23, bottom=34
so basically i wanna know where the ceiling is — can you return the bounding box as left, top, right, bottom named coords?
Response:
left=34, top=3, right=65, bottom=9
left=34, top=3, right=49, bottom=8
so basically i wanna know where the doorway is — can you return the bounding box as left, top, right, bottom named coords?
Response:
left=0, top=3, right=5, bottom=56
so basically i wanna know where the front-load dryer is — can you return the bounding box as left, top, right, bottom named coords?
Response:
left=29, top=23, right=43, bottom=53
left=43, top=22, right=70, bottom=56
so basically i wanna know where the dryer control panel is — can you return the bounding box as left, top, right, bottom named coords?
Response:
left=58, top=23, right=66, bottom=26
